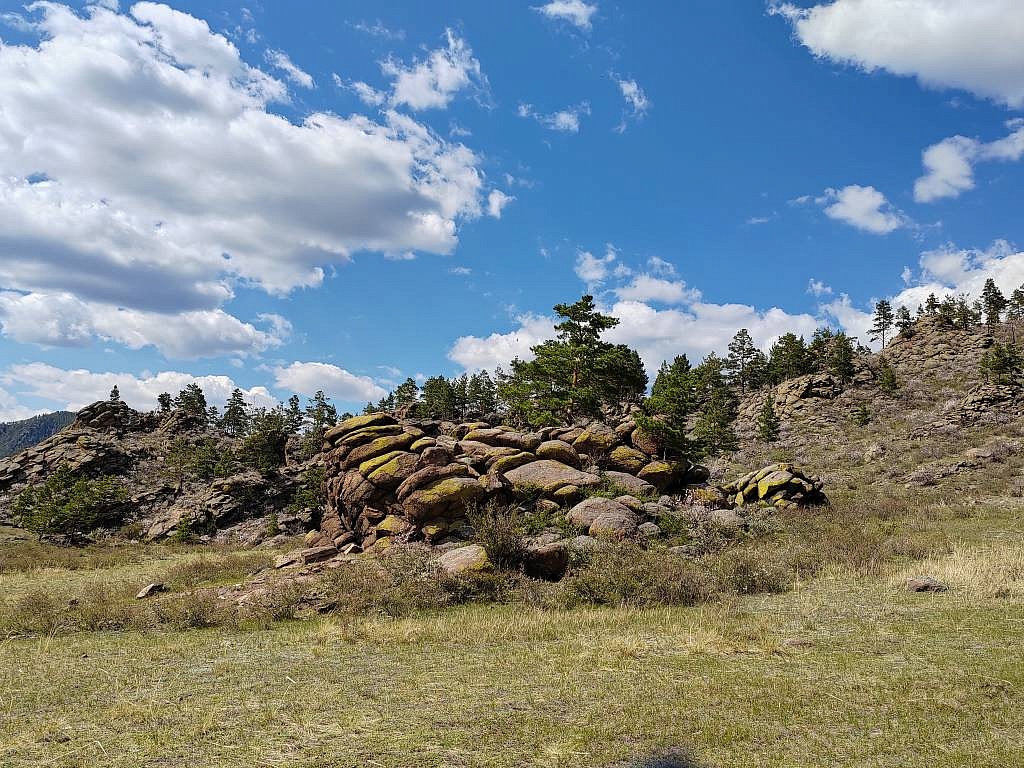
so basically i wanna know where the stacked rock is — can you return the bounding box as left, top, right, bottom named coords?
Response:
left=314, top=412, right=710, bottom=552
left=720, top=463, right=827, bottom=509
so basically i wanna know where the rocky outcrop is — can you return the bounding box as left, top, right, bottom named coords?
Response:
left=720, top=463, right=827, bottom=509
left=316, top=413, right=718, bottom=552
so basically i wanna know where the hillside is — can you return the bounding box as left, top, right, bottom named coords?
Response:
left=0, top=411, right=74, bottom=458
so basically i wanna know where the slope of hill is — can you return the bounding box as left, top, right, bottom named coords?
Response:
left=0, top=411, right=74, bottom=458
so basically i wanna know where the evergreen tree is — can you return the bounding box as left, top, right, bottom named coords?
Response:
left=283, top=394, right=304, bottom=434
left=954, top=295, right=980, bottom=330
left=238, top=408, right=288, bottom=472
left=421, top=376, right=457, bottom=419
left=924, top=293, right=940, bottom=315
left=1007, top=285, right=1024, bottom=342
left=451, top=373, right=469, bottom=419
left=807, top=327, right=835, bottom=372
left=826, top=332, right=856, bottom=383
left=877, top=356, right=899, bottom=395
left=980, top=343, right=1023, bottom=385
left=725, top=328, right=761, bottom=393
left=595, top=345, right=648, bottom=411
left=305, top=391, right=338, bottom=436
left=174, top=383, right=208, bottom=423
left=690, top=354, right=737, bottom=454
left=634, top=355, right=695, bottom=459
left=767, top=333, right=811, bottom=384
left=937, top=295, right=957, bottom=324
left=393, top=378, right=420, bottom=413
left=981, top=278, right=1007, bottom=327
left=756, top=393, right=781, bottom=442
left=13, top=464, right=126, bottom=540
left=498, top=295, right=644, bottom=426
left=467, top=371, right=497, bottom=415
left=853, top=404, right=871, bottom=426
left=220, top=388, right=250, bottom=436
left=869, top=299, right=895, bottom=347
left=157, top=392, right=173, bottom=413
left=895, top=305, right=915, bottom=337
left=109, top=385, right=120, bottom=402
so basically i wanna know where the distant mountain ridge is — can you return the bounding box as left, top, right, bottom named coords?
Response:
left=0, top=412, right=75, bottom=458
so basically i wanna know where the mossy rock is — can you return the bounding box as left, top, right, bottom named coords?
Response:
left=491, top=451, right=536, bottom=475
left=324, top=413, right=397, bottom=443
left=344, top=432, right=418, bottom=469
left=358, top=450, right=407, bottom=477
left=607, top=445, right=649, bottom=474
left=404, top=476, right=486, bottom=520
left=375, top=514, right=411, bottom=536
left=366, top=452, right=420, bottom=489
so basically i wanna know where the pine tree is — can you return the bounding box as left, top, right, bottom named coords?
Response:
left=421, top=376, right=457, bottom=419
left=220, top=388, right=250, bottom=436
left=869, top=299, right=895, bottom=347
left=981, top=278, right=1007, bottom=327
left=174, top=383, right=208, bottom=423
left=924, top=293, right=940, bottom=315
left=767, top=333, right=811, bottom=384
left=895, top=305, right=914, bottom=337
left=877, top=356, right=899, bottom=394
left=634, top=355, right=695, bottom=459
left=466, top=371, right=497, bottom=415
left=1007, top=285, right=1024, bottom=342
left=826, top=332, right=856, bottom=383
left=853, top=404, right=871, bottom=426
left=756, top=393, right=781, bottom=442
left=725, top=328, right=760, bottom=393
left=109, top=385, right=120, bottom=402
left=807, top=327, right=835, bottom=372
left=954, top=295, right=980, bottom=330
left=393, top=378, right=420, bottom=413
left=690, top=354, right=737, bottom=454
left=980, top=343, right=1023, bottom=385
left=451, top=373, right=469, bottom=419
left=283, top=394, right=304, bottom=434
left=305, top=391, right=338, bottom=436
left=157, top=393, right=172, bottom=413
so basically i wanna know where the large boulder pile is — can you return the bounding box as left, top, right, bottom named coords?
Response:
left=720, top=463, right=827, bottom=509
left=314, top=412, right=711, bottom=553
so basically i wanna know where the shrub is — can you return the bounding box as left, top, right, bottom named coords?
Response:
left=560, top=541, right=712, bottom=608
left=469, top=502, right=528, bottom=570
left=13, top=464, right=127, bottom=541
left=708, top=547, right=793, bottom=595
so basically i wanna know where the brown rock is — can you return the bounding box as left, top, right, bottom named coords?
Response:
left=535, top=440, right=581, bottom=467
left=504, top=460, right=601, bottom=494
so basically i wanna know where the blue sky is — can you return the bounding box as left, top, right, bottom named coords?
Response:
left=1, top=0, right=1023, bottom=418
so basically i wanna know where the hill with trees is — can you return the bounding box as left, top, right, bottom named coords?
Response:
left=0, top=411, right=75, bottom=458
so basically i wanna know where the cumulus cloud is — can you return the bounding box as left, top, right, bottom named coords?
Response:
left=772, top=0, right=1024, bottom=108
left=448, top=298, right=821, bottom=377
left=486, top=189, right=515, bottom=219
left=381, top=29, right=487, bottom=111
left=532, top=0, right=597, bottom=31
left=518, top=102, right=591, bottom=133
left=914, top=119, right=1024, bottom=202
left=272, top=361, right=387, bottom=403
left=574, top=246, right=618, bottom=289
left=265, top=49, right=314, bottom=88
left=0, top=292, right=289, bottom=358
left=0, top=3, right=486, bottom=355
left=1, top=363, right=277, bottom=412
left=807, top=278, right=833, bottom=297
left=817, top=185, right=909, bottom=234
left=614, top=275, right=700, bottom=305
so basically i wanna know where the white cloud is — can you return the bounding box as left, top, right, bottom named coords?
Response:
left=265, top=49, right=314, bottom=88
left=449, top=266, right=472, bottom=275
left=746, top=215, right=773, bottom=225
left=273, top=362, right=387, bottom=403
left=0, top=3, right=486, bottom=354
left=647, top=256, right=677, bottom=277
left=772, top=0, right=1024, bottom=108
left=341, top=77, right=388, bottom=107
left=532, top=1, right=597, bottom=31
left=448, top=298, right=821, bottom=377
left=914, top=119, right=1024, bottom=202
left=381, top=29, right=487, bottom=111
left=613, top=75, right=649, bottom=131
left=487, top=189, right=515, bottom=219
left=1, top=363, right=276, bottom=412
left=818, top=185, right=909, bottom=234
left=574, top=246, right=618, bottom=288
left=518, top=102, right=591, bottom=133
left=807, top=278, right=833, bottom=297
left=0, top=385, right=43, bottom=422
left=0, top=292, right=288, bottom=358
left=614, top=275, right=700, bottom=305
left=448, top=314, right=557, bottom=371
left=351, top=20, right=405, bottom=41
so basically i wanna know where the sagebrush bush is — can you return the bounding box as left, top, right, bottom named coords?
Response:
left=468, top=503, right=527, bottom=570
